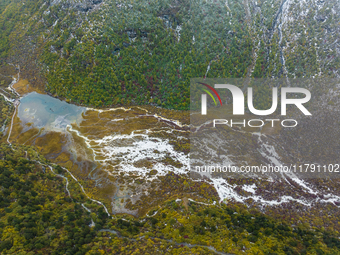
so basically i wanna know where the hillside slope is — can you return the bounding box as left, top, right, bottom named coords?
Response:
left=0, top=0, right=339, bottom=109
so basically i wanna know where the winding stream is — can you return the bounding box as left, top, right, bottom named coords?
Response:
left=271, top=0, right=291, bottom=83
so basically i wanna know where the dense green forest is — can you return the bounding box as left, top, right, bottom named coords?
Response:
left=1, top=143, right=340, bottom=254
left=0, top=0, right=338, bottom=109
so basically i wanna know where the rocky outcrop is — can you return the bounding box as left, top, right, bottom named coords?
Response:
left=51, top=0, right=103, bottom=12
left=74, top=0, right=103, bottom=12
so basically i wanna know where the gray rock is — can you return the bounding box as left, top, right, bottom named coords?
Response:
left=52, top=0, right=103, bottom=12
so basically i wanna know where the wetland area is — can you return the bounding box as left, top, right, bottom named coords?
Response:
left=3, top=87, right=192, bottom=215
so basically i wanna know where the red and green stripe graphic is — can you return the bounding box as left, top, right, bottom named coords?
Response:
left=198, top=82, right=223, bottom=106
